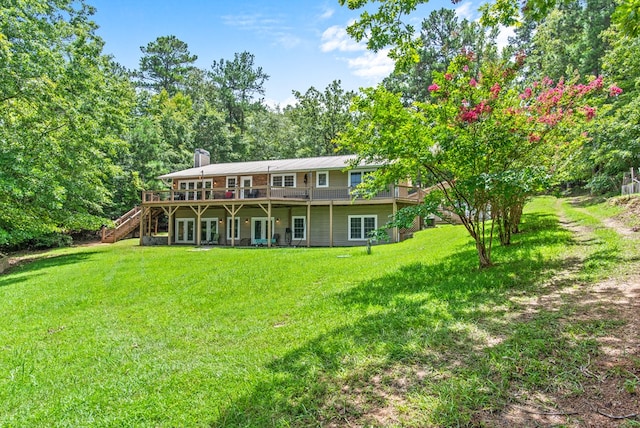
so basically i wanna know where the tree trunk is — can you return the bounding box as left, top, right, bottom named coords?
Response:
left=476, top=240, right=492, bottom=268
left=510, top=202, right=523, bottom=234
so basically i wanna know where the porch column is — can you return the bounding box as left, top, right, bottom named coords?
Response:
left=329, top=201, right=334, bottom=248
left=267, top=201, right=272, bottom=248
left=306, top=203, right=311, bottom=248
left=196, top=206, right=202, bottom=246
left=168, top=207, right=173, bottom=246
left=231, top=204, right=236, bottom=247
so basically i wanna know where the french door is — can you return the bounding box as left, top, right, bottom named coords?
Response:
left=251, top=217, right=274, bottom=244
left=200, top=218, right=219, bottom=244
left=175, top=219, right=195, bottom=244
left=240, top=176, right=253, bottom=199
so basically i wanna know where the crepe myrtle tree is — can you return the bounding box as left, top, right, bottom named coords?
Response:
left=341, top=53, right=621, bottom=268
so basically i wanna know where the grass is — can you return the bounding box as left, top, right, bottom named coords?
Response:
left=0, top=196, right=635, bottom=427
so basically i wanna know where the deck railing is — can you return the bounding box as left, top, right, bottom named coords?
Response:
left=142, top=185, right=421, bottom=204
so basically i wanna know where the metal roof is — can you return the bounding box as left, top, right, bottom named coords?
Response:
left=158, top=154, right=382, bottom=180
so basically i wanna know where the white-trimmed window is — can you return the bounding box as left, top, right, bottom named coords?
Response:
left=226, top=176, right=237, bottom=189
left=316, top=171, right=329, bottom=188
left=178, top=179, right=212, bottom=200
left=226, top=217, right=240, bottom=240
left=348, top=215, right=377, bottom=241
left=292, top=216, right=306, bottom=240
left=348, top=170, right=374, bottom=187
left=271, top=174, right=296, bottom=187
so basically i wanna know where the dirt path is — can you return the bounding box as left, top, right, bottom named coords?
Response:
left=483, top=198, right=640, bottom=427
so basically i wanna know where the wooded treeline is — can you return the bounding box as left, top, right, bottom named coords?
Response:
left=1, top=0, right=638, bottom=249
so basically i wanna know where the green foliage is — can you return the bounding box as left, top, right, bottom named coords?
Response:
left=137, top=35, right=198, bottom=95
left=612, top=0, right=640, bottom=37
left=285, top=80, right=356, bottom=156
left=0, top=0, right=135, bottom=247
left=210, top=51, right=269, bottom=134
left=383, top=8, right=499, bottom=104
left=341, top=53, right=612, bottom=267
left=338, top=0, right=430, bottom=70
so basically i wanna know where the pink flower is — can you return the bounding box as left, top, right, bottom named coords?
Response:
left=459, top=109, right=479, bottom=123
left=528, top=133, right=541, bottom=142
left=469, top=78, right=478, bottom=87
left=490, top=83, right=501, bottom=98
left=428, top=83, right=440, bottom=92
left=519, top=87, right=533, bottom=100
left=582, top=105, right=596, bottom=121
left=463, top=65, right=469, bottom=72
left=609, top=85, right=623, bottom=97
left=444, top=73, right=453, bottom=81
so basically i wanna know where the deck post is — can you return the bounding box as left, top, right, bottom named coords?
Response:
left=306, top=202, right=311, bottom=248
left=329, top=201, right=334, bottom=248
left=267, top=201, right=272, bottom=248
left=231, top=204, right=236, bottom=247
left=168, top=207, right=173, bottom=246
left=196, top=206, right=202, bottom=246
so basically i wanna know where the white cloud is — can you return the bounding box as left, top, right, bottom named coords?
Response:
left=319, top=7, right=334, bottom=20
left=320, top=25, right=364, bottom=53
left=455, top=1, right=477, bottom=21
left=276, top=34, right=303, bottom=49
left=222, top=13, right=302, bottom=49
left=265, top=95, right=298, bottom=109
left=347, top=49, right=395, bottom=79
left=496, top=25, right=516, bottom=51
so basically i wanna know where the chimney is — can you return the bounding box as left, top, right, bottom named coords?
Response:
left=194, top=148, right=210, bottom=168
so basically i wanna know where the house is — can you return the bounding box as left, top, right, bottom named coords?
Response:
left=138, top=152, right=425, bottom=247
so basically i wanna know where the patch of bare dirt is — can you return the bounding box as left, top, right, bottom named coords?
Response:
left=479, top=198, right=640, bottom=427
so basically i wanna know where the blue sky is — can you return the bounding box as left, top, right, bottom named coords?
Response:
left=89, top=0, right=484, bottom=107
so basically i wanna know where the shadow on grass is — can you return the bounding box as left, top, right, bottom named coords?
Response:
left=0, top=252, right=99, bottom=288
left=210, top=211, right=625, bottom=427
left=567, top=195, right=608, bottom=207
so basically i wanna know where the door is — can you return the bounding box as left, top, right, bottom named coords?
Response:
left=251, top=217, right=274, bottom=244
left=175, top=219, right=195, bottom=243
left=240, top=176, right=253, bottom=199
left=200, top=218, right=219, bottom=244
left=179, top=181, right=197, bottom=200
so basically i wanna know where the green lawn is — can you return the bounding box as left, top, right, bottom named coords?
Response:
left=0, top=196, right=635, bottom=427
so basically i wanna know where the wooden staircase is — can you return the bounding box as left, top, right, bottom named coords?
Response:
left=101, top=206, right=156, bottom=243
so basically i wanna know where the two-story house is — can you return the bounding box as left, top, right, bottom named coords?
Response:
left=137, top=152, right=424, bottom=247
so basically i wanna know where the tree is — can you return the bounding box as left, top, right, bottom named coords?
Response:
left=0, top=0, right=135, bottom=247
left=210, top=51, right=269, bottom=134
left=340, top=54, right=614, bottom=268
left=286, top=80, right=356, bottom=156
left=137, top=35, right=197, bottom=95
left=383, top=8, right=499, bottom=104
left=577, top=25, right=640, bottom=193
left=480, top=0, right=637, bottom=37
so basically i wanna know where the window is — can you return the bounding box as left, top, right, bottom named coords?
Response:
left=348, top=215, right=377, bottom=241
left=178, top=179, right=212, bottom=200
left=292, top=216, right=306, bottom=240
left=226, top=176, right=237, bottom=189
left=349, top=170, right=373, bottom=187
left=271, top=174, right=296, bottom=187
left=226, top=217, right=240, bottom=240
left=316, top=171, right=329, bottom=188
